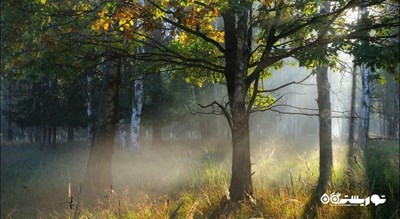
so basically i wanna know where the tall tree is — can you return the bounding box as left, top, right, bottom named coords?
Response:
left=316, top=66, right=333, bottom=195
left=120, top=0, right=397, bottom=205
left=129, top=58, right=144, bottom=151
left=357, top=63, right=372, bottom=151
left=314, top=2, right=333, bottom=197
left=83, top=56, right=122, bottom=195
left=348, top=64, right=358, bottom=147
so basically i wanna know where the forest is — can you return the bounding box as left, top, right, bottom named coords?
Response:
left=1, top=0, right=399, bottom=218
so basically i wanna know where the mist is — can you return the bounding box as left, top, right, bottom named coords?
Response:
left=1, top=0, right=399, bottom=218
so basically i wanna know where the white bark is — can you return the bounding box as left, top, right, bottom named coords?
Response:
left=130, top=76, right=143, bottom=151
left=357, top=63, right=371, bottom=150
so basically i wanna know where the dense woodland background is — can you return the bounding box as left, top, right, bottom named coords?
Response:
left=1, top=0, right=399, bottom=218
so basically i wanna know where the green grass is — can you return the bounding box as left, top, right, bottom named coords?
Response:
left=367, top=140, right=400, bottom=219
left=1, top=138, right=398, bottom=218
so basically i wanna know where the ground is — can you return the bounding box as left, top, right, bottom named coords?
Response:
left=1, top=138, right=399, bottom=218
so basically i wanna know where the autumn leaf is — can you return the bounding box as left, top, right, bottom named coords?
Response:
left=103, top=22, right=109, bottom=31
left=212, top=8, right=218, bottom=16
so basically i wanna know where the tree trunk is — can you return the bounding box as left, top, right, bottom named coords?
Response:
left=34, top=127, right=41, bottom=143
left=48, top=77, right=57, bottom=148
left=229, top=101, right=252, bottom=202
left=40, top=125, right=46, bottom=150
left=130, top=62, right=143, bottom=151
left=28, top=128, right=34, bottom=144
left=7, top=120, right=13, bottom=143
left=223, top=5, right=253, bottom=202
left=67, top=125, right=74, bottom=142
left=357, top=63, right=371, bottom=152
left=348, top=64, right=357, bottom=148
left=83, top=57, right=121, bottom=196
left=386, top=77, right=399, bottom=139
left=86, top=70, right=94, bottom=139
left=316, top=66, right=333, bottom=194
left=51, top=126, right=56, bottom=148
left=47, top=127, right=52, bottom=146
left=151, top=73, right=163, bottom=147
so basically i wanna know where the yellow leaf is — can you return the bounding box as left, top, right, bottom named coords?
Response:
left=39, top=0, right=46, bottom=4
left=155, top=8, right=165, bottom=19
left=103, top=22, right=109, bottom=31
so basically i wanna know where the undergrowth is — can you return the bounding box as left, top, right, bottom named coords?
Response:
left=1, top=138, right=398, bottom=218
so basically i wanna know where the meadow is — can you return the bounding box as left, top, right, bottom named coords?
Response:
left=1, top=138, right=399, bottom=219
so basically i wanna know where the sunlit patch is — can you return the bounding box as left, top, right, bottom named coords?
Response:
left=345, top=7, right=359, bottom=24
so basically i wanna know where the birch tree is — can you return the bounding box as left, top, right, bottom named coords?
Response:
left=129, top=58, right=144, bottom=151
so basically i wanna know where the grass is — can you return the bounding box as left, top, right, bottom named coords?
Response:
left=367, top=140, right=400, bottom=219
left=1, top=138, right=398, bottom=218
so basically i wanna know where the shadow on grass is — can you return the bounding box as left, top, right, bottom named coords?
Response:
left=366, top=140, right=400, bottom=219
left=300, top=187, right=322, bottom=219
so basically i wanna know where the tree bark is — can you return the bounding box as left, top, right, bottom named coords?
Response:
left=385, top=76, right=399, bottom=139
left=357, top=63, right=371, bottom=152
left=47, top=126, right=52, bottom=146
left=7, top=120, right=13, bottom=143
left=151, top=73, right=163, bottom=147
left=86, top=69, right=94, bottom=139
left=28, top=128, right=34, bottom=144
left=316, top=66, right=333, bottom=194
left=34, top=127, right=41, bottom=143
left=223, top=5, right=253, bottom=202
left=348, top=65, right=357, bottom=147
left=51, top=126, right=56, bottom=148
left=40, top=125, right=46, bottom=150
left=67, top=125, right=74, bottom=142
left=130, top=60, right=143, bottom=151
left=83, top=56, right=121, bottom=196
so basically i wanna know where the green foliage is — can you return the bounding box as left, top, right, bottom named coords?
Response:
left=141, top=71, right=196, bottom=127
left=352, top=44, right=400, bottom=74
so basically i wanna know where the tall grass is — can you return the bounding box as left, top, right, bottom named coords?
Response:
left=1, top=138, right=398, bottom=218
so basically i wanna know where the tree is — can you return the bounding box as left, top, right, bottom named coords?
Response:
left=2, top=0, right=398, bottom=206
left=348, top=64, right=358, bottom=147
left=122, top=0, right=398, bottom=204
left=350, top=1, right=399, bottom=152
left=316, top=66, right=333, bottom=195
left=96, top=0, right=398, bottom=205
left=313, top=2, right=333, bottom=198
left=129, top=58, right=144, bottom=151
left=83, top=56, right=122, bottom=195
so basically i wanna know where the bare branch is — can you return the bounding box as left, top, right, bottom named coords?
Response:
left=259, top=72, right=313, bottom=93
left=198, top=101, right=232, bottom=129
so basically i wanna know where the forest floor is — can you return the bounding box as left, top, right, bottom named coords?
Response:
left=1, top=138, right=398, bottom=219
